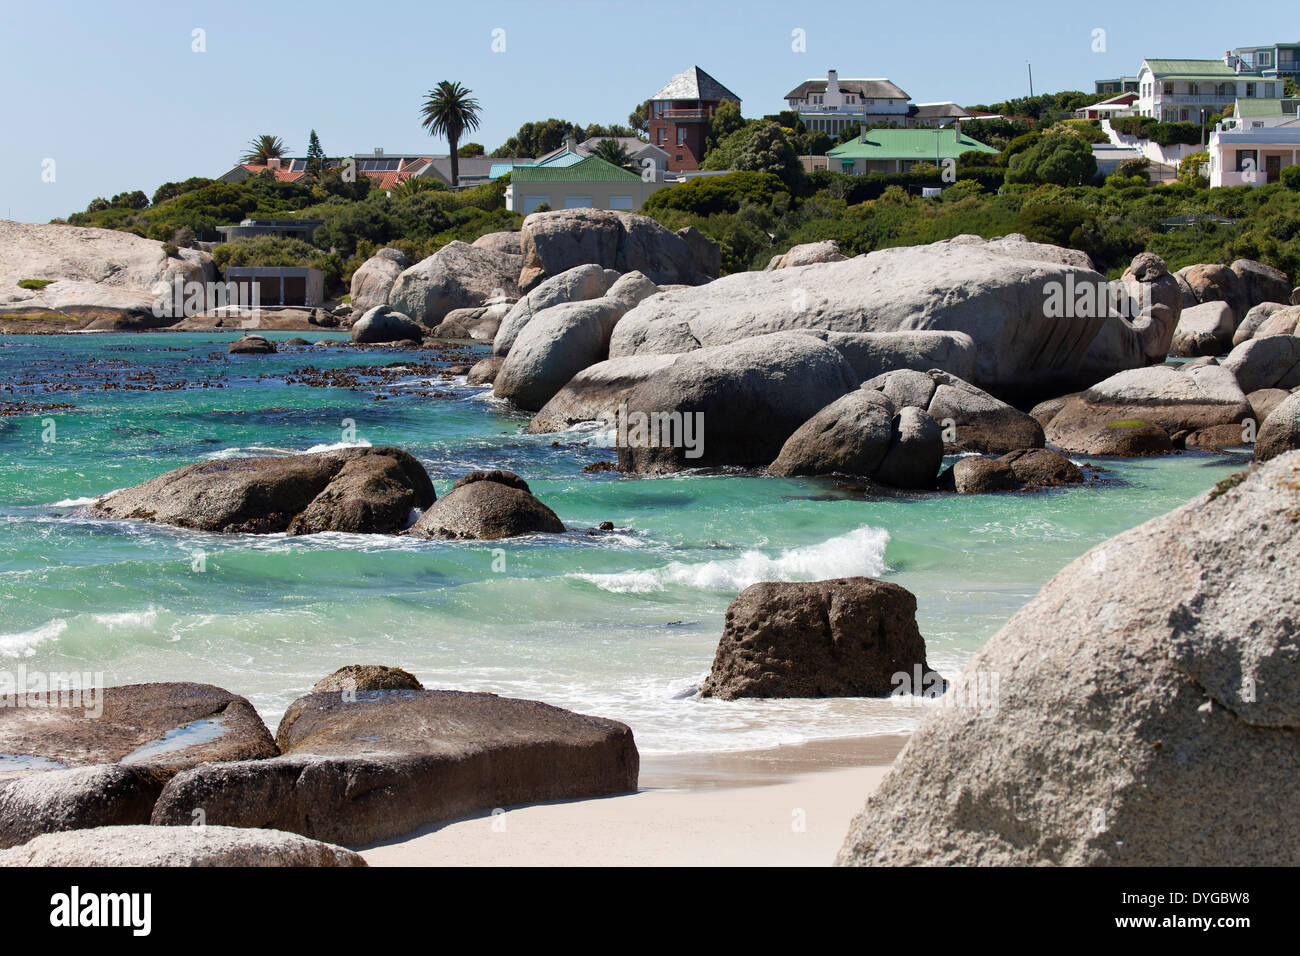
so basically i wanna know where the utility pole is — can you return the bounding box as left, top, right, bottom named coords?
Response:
left=1027, top=60, right=1034, bottom=98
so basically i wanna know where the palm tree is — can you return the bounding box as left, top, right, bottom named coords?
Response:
left=590, top=138, right=634, bottom=170
left=420, top=81, right=482, bottom=187
left=241, top=134, right=287, bottom=165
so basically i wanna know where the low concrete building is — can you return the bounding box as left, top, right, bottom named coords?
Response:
left=225, top=267, right=325, bottom=307
left=505, top=155, right=667, bottom=213
left=215, top=218, right=323, bottom=243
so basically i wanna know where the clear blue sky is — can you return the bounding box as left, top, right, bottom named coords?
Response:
left=0, top=0, right=1291, bottom=222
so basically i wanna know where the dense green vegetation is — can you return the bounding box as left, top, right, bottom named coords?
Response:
left=57, top=87, right=1300, bottom=296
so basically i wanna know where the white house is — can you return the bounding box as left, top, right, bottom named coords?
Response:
left=784, top=70, right=911, bottom=135
left=1208, top=98, right=1300, bottom=186
left=1135, top=56, right=1287, bottom=123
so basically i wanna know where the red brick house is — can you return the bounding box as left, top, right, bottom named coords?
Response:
left=646, top=66, right=742, bottom=172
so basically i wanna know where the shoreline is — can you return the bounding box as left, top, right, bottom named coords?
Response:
left=360, top=733, right=907, bottom=867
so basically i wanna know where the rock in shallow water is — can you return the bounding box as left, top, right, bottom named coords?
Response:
left=837, top=451, right=1300, bottom=866
left=700, top=578, right=937, bottom=701
left=81, top=446, right=435, bottom=535
left=407, top=470, right=564, bottom=539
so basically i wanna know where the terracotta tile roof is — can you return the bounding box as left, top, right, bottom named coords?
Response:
left=240, top=164, right=306, bottom=183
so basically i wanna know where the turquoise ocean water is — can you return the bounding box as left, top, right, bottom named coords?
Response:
left=0, top=331, right=1246, bottom=754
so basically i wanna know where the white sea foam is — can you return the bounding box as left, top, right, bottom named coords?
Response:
left=49, top=494, right=110, bottom=507
left=572, top=526, right=890, bottom=594
left=0, top=619, right=67, bottom=658
left=202, top=445, right=295, bottom=460
left=303, top=439, right=373, bottom=453
left=91, top=608, right=158, bottom=631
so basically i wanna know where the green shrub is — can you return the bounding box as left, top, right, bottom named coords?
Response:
left=1281, top=164, right=1300, bottom=192
left=17, top=278, right=54, bottom=290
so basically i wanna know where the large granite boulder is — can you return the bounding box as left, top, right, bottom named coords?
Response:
left=0, top=825, right=365, bottom=867
left=1253, top=304, right=1300, bottom=338
left=1232, top=258, right=1293, bottom=313
left=615, top=332, right=860, bottom=473
left=947, top=455, right=1021, bottom=494
left=874, top=407, right=945, bottom=490
left=0, top=682, right=276, bottom=773
left=149, top=688, right=639, bottom=846
left=1249, top=387, right=1294, bottom=423
left=1220, top=334, right=1300, bottom=392
left=388, top=240, right=521, bottom=326
left=1176, top=261, right=1242, bottom=314
left=1170, top=300, right=1235, bottom=357
left=81, top=447, right=435, bottom=535
left=528, top=354, right=677, bottom=433
left=493, top=264, right=620, bottom=356
left=0, top=681, right=277, bottom=847
left=700, top=578, right=937, bottom=700
left=609, top=243, right=1175, bottom=402
left=348, top=248, right=409, bottom=314
left=838, top=451, right=1300, bottom=866
left=518, top=208, right=718, bottom=292
left=811, top=330, right=978, bottom=382
left=1255, top=391, right=1300, bottom=461
left=765, top=240, right=846, bottom=270
left=1075, top=252, right=1183, bottom=386
left=1, top=766, right=168, bottom=849
left=769, top=388, right=896, bottom=479
left=471, top=231, right=522, bottom=256
left=1232, top=301, right=1288, bottom=346
left=944, top=448, right=1083, bottom=493
left=350, top=305, right=422, bottom=344
left=465, top=355, right=505, bottom=386
left=407, top=470, right=564, bottom=540
left=493, top=272, right=659, bottom=411
left=1046, top=365, right=1251, bottom=454
left=438, top=302, right=511, bottom=343
left=863, top=368, right=1044, bottom=454
left=0, top=220, right=214, bottom=326
left=943, top=232, right=1095, bottom=269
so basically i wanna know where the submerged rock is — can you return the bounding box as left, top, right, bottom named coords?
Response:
left=700, top=578, right=937, bottom=700
left=0, top=825, right=365, bottom=867
left=310, top=665, right=423, bottom=694
left=465, top=355, right=505, bottom=386
left=81, top=447, right=435, bottom=535
left=150, top=689, right=639, bottom=846
left=226, top=334, right=275, bottom=354
left=838, top=451, right=1300, bottom=866
left=407, top=470, right=564, bottom=539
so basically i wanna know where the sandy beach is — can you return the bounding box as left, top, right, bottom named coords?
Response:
left=361, top=734, right=907, bottom=867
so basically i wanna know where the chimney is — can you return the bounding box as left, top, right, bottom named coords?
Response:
left=267, top=157, right=281, bottom=169
left=375, top=147, right=384, bottom=156
left=565, top=135, right=577, bottom=152
left=827, top=69, right=840, bottom=98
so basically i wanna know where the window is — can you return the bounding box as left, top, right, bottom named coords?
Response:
left=1259, top=51, right=1274, bottom=67
left=609, top=195, right=634, bottom=210
left=677, top=127, right=687, bottom=146
left=1188, top=83, right=1199, bottom=96
left=1246, top=83, right=1256, bottom=97
left=522, top=195, right=549, bottom=213
left=564, top=194, right=593, bottom=209
left=1163, top=82, right=1174, bottom=96
left=657, top=128, right=667, bottom=146
left=1236, top=149, right=1258, bottom=172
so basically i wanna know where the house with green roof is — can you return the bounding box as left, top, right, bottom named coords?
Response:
left=504, top=155, right=668, bottom=213
left=825, top=126, right=998, bottom=175
left=1209, top=97, right=1300, bottom=187
left=1134, top=57, right=1287, bottom=123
